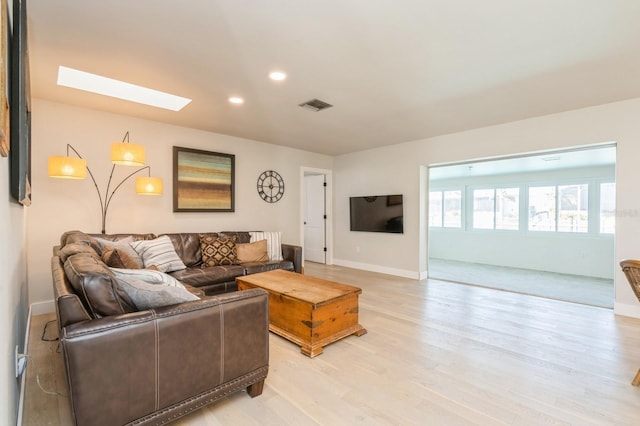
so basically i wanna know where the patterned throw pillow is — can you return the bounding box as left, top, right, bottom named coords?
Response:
left=200, top=235, right=238, bottom=267
left=130, top=235, right=187, bottom=273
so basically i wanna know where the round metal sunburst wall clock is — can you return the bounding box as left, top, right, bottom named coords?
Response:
left=257, top=170, right=285, bottom=203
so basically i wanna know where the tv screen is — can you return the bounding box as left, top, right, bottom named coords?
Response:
left=350, top=195, right=403, bottom=233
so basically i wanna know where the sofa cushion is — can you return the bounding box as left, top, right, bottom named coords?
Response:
left=160, top=233, right=219, bottom=267
left=219, top=231, right=251, bottom=244
left=90, top=233, right=157, bottom=244
left=59, top=242, right=100, bottom=263
left=94, top=236, right=145, bottom=268
left=112, top=275, right=199, bottom=310
left=130, top=235, right=187, bottom=272
left=60, top=230, right=99, bottom=248
left=63, top=252, right=136, bottom=318
left=243, top=260, right=295, bottom=275
left=170, top=264, right=246, bottom=287
left=200, top=235, right=238, bottom=266
left=249, top=231, right=283, bottom=261
left=237, top=239, right=269, bottom=263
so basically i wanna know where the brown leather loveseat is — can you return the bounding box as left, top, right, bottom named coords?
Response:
left=51, top=230, right=301, bottom=425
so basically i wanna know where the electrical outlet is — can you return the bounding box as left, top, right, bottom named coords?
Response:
left=15, top=345, right=27, bottom=378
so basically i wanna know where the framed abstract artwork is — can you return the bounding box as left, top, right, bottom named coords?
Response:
left=10, top=0, right=31, bottom=206
left=0, top=0, right=9, bottom=157
left=173, top=146, right=235, bottom=212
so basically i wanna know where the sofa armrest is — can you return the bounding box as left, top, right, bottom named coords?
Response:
left=282, top=243, right=302, bottom=273
left=61, top=289, right=269, bottom=426
left=51, top=256, right=92, bottom=328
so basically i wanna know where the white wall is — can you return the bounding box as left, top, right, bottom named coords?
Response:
left=429, top=166, right=615, bottom=278
left=430, top=231, right=614, bottom=278
left=332, top=147, right=418, bottom=278
left=333, top=97, right=640, bottom=317
left=1, top=148, right=29, bottom=425
left=28, top=99, right=333, bottom=306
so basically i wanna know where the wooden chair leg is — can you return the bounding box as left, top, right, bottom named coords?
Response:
left=247, top=379, right=265, bottom=397
left=632, top=369, right=640, bottom=386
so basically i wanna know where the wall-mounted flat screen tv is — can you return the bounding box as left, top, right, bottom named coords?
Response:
left=350, top=194, right=403, bottom=233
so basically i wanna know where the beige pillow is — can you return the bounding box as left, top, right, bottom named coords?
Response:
left=237, top=239, right=269, bottom=263
left=249, top=231, right=283, bottom=261
left=94, top=236, right=145, bottom=268
left=102, top=247, right=141, bottom=269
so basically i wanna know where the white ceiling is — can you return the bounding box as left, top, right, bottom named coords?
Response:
left=27, top=1, right=640, bottom=156
left=429, top=145, right=616, bottom=180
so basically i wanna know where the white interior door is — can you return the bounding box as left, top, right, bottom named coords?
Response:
left=304, top=174, right=326, bottom=263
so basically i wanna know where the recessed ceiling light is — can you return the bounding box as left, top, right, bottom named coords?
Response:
left=56, top=66, right=192, bottom=111
left=229, top=96, right=244, bottom=104
left=269, top=71, right=287, bottom=81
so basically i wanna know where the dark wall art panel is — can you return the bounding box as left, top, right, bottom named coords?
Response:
left=10, top=0, right=31, bottom=206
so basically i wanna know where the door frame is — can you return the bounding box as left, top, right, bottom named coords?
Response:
left=300, top=167, right=333, bottom=266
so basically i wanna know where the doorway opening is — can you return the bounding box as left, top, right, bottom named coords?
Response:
left=301, top=167, right=332, bottom=266
left=427, top=143, right=616, bottom=308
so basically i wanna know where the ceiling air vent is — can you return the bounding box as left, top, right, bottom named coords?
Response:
left=299, top=98, right=333, bottom=112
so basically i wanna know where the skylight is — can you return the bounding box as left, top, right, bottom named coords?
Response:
left=57, top=66, right=192, bottom=111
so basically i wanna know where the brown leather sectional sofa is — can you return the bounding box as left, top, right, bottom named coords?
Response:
left=51, top=230, right=302, bottom=425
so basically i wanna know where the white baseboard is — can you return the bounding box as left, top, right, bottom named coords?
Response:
left=30, top=300, right=55, bottom=316
left=614, top=302, right=640, bottom=318
left=16, top=305, right=33, bottom=426
left=332, top=258, right=420, bottom=280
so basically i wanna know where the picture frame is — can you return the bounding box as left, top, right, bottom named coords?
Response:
left=10, top=0, right=31, bottom=206
left=173, top=146, right=235, bottom=212
left=0, top=0, right=9, bottom=157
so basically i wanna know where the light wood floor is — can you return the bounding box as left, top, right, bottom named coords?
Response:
left=23, top=263, right=640, bottom=425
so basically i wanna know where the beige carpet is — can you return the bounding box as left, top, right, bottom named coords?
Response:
left=428, top=258, right=614, bottom=308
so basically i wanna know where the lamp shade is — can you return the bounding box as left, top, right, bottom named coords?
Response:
left=111, top=143, right=145, bottom=166
left=48, top=156, right=87, bottom=179
left=135, top=177, right=163, bottom=195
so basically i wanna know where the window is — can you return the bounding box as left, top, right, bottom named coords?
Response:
left=495, top=188, right=519, bottom=230
left=558, top=184, right=588, bottom=232
left=429, top=190, right=462, bottom=228
left=443, top=190, right=462, bottom=227
left=529, top=184, right=588, bottom=233
left=600, top=182, right=616, bottom=234
left=528, top=186, right=556, bottom=231
left=473, top=189, right=494, bottom=229
left=432, top=180, right=611, bottom=235
left=473, top=188, right=519, bottom=230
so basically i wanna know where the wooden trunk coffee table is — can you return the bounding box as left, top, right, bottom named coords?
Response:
left=236, top=269, right=367, bottom=357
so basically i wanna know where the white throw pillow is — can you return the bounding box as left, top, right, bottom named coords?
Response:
left=130, top=235, right=187, bottom=272
left=109, top=267, right=186, bottom=288
left=249, top=231, right=283, bottom=261
left=113, top=275, right=199, bottom=310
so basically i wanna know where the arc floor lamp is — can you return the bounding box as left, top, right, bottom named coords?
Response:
left=48, top=132, right=163, bottom=234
